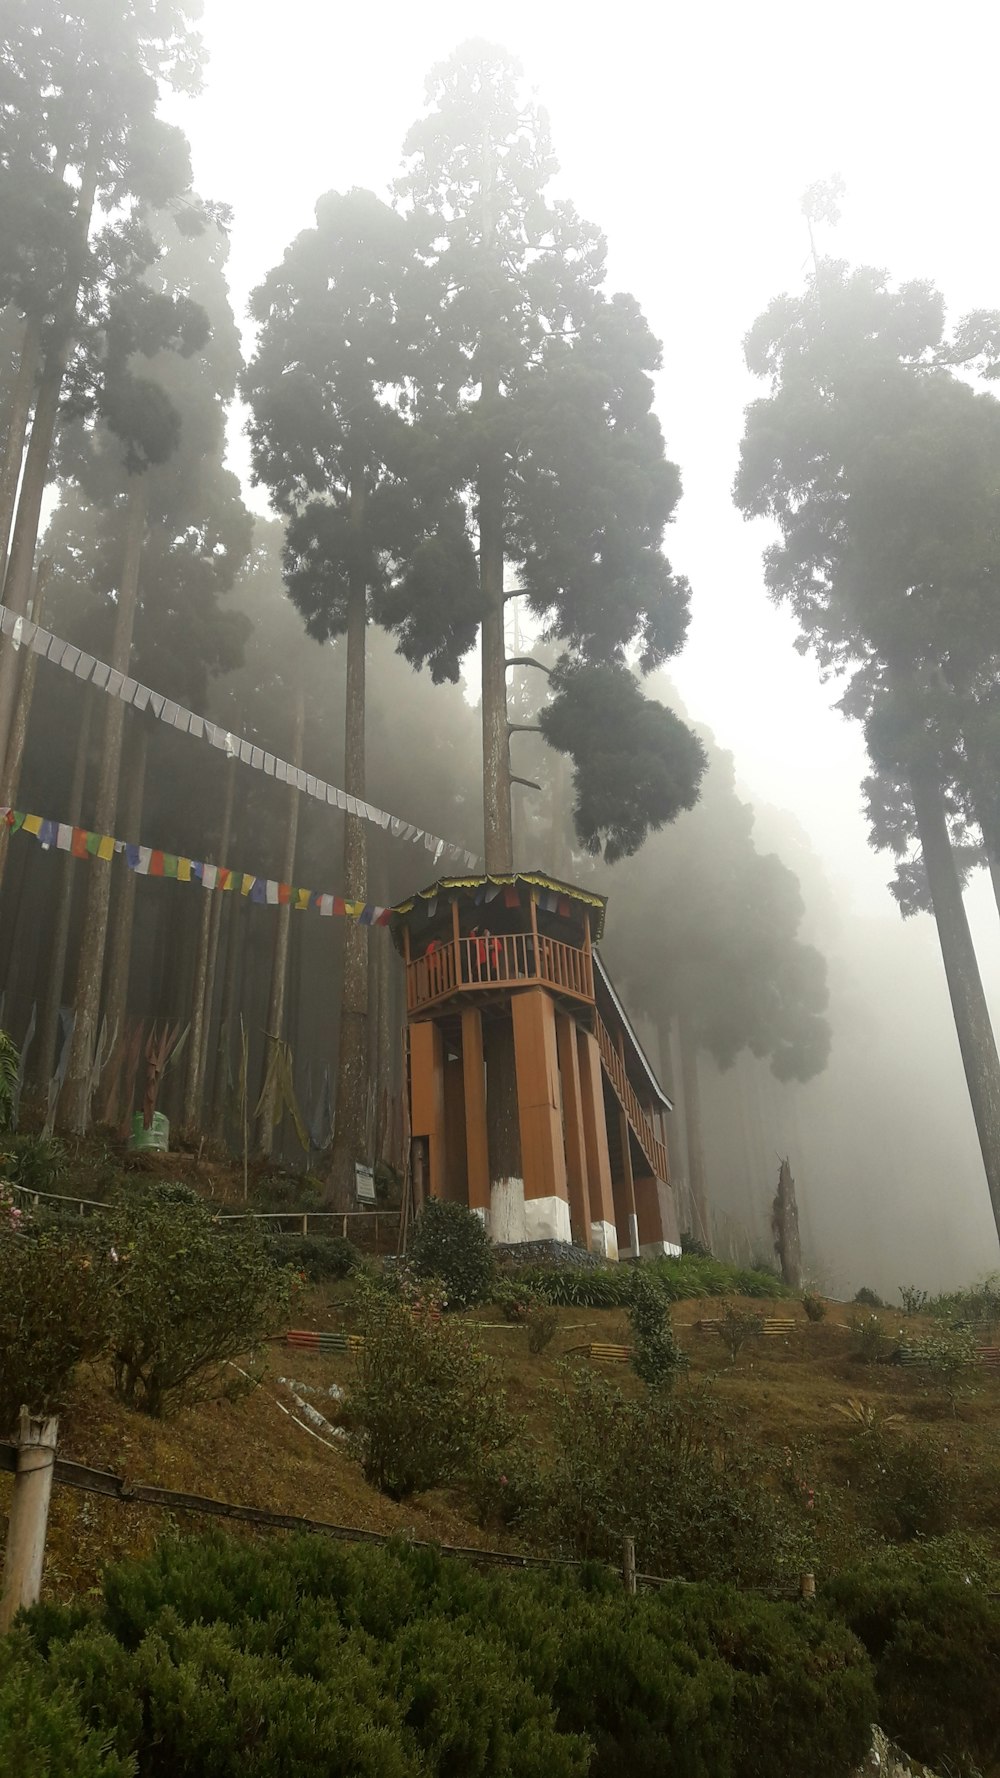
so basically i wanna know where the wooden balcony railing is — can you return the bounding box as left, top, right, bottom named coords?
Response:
left=406, top=932, right=594, bottom=1013
left=596, top=1012, right=670, bottom=1184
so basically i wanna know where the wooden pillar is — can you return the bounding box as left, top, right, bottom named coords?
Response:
left=577, top=1026, right=617, bottom=1257
left=409, top=1020, right=446, bottom=1199
left=614, top=1110, right=640, bottom=1259
left=512, top=989, right=570, bottom=1240
left=633, top=1173, right=667, bottom=1250
left=443, top=1053, right=468, bottom=1202
left=461, top=1007, right=491, bottom=1214
left=0, top=1411, right=58, bottom=1632
left=556, top=1011, right=591, bottom=1248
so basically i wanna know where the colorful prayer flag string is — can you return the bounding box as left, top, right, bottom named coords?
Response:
left=0, top=807, right=393, bottom=926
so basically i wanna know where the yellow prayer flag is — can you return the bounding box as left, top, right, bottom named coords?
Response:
left=345, top=899, right=363, bottom=917
left=22, top=814, right=42, bottom=835
left=96, top=834, right=115, bottom=861
left=241, top=873, right=254, bottom=897
left=177, top=857, right=192, bottom=883
left=295, top=888, right=310, bottom=911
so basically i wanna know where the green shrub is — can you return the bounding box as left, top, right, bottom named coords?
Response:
left=0, top=1631, right=134, bottom=1778
left=680, top=1230, right=712, bottom=1256
left=925, top=1272, right=1000, bottom=1335
left=526, top=1302, right=559, bottom=1354
left=409, top=1198, right=496, bottom=1306
left=824, top=1562, right=1000, bottom=1774
left=801, top=1291, right=826, bottom=1322
left=519, top=1266, right=634, bottom=1308
left=898, top=1326, right=979, bottom=1413
left=105, top=1185, right=290, bottom=1417
left=651, top=1254, right=793, bottom=1301
left=853, top=1285, right=884, bottom=1308
left=0, top=1134, right=67, bottom=1196
left=0, top=1028, right=18, bottom=1134
left=469, top=1445, right=548, bottom=1531
left=898, top=1284, right=928, bottom=1315
left=627, top=1269, right=683, bottom=1388
left=716, top=1299, right=763, bottom=1363
left=266, top=1233, right=359, bottom=1282
left=850, top=1425, right=957, bottom=1541
left=0, top=1226, right=111, bottom=1434
left=491, top=1278, right=540, bottom=1322
left=850, top=1311, right=891, bottom=1364
left=348, top=1279, right=512, bottom=1498
left=543, top=1372, right=807, bottom=1586
left=12, top=1532, right=874, bottom=1778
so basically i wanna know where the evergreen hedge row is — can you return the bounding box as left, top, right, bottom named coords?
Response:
left=3, top=1534, right=874, bottom=1778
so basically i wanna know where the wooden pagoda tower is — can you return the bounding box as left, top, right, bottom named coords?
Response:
left=391, top=871, right=680, bottom=1260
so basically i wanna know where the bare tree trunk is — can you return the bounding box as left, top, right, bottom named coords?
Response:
left=911, top=764, right=1000, bottom=1247
left=0, top=318, right=41, bottom=581
left=211, top=887, right=244, bottom=1145
left=678, top=1017, right=710, bottom=1248
left=256, top=687, right=305, bottom=1155
left=327, top=484, right=369, bottom=1208
left=0, top=558, right=49, bottom=888
left=58, top=477, right=147, bottom=1133
left=0, top=150, right=99, bottom=771
left=479, top=374, right=512, bottom=873
left=33, top=694, right=93, bottom=1089
left=189, top=759, right=237, bottom=1126
left=101, top=719, right=148, bottom=1050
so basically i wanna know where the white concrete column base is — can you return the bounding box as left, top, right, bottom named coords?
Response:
left=590, top=1220, right=619, bottom=1262
left=490, top=1178, right=571, bottom=1245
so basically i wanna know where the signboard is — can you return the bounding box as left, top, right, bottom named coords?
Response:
left=354, top=1163, right=376, bottom=1205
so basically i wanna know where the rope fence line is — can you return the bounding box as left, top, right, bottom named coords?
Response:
left=4, top=1183, right=400, bottom=1242
left=0, top=1441, right=806, bottom=1599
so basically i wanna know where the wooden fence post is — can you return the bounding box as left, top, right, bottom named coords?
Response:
left=799, top=1571, right=815, bottom=1601
left=622, top=1536, right=636, bottom=1596
left=0, top=1409, right=59, bottom=1632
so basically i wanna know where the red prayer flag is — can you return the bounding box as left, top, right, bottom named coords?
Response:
left=71, top=827, right=89, bottom=858
left=277, top=882, right=291, bottom=905
left=149, top=850, right=165, bottom=877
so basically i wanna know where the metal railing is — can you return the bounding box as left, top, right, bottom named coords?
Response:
left=406, top=932, right=593, bottom=1012
left=4, top=1184, right=398, bottom=1247
left=595, top=1013, right=669, bottom=1184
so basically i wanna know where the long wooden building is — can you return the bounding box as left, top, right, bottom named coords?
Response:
left=391, top=871, right=680, bottom=1260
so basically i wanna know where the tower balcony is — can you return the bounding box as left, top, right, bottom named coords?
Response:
left=405, top=929, right=594, bottom=1014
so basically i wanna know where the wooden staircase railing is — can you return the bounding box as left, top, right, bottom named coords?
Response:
left=595, top=1012, right=669, bottom=1184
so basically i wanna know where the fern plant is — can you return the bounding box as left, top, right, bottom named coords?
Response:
left=0, top=1028, right=20, bottom=1135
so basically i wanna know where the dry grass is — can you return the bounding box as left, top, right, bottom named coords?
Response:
left=5, top=1284, right=1000, bottom=1601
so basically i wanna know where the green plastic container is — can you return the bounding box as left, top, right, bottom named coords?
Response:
left=129, top=1111, right=170, bottom=1153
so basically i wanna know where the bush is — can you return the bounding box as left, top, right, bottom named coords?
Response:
left=716, top=1300, right=763, bottom=1363
left=628, top=1270, right=683, bottom=1387
left=898, top=1284, right=928, bottom=1315
left=0, top=1134, right=67, bottom=1196
left=824, top=1561, right=1000, bottom=1774
left=0, top=1631, right=134, bottom=1778
left=925, top=1272, right=1000, bottom=1335
left=105, top=1185, right=290, bottom=1417
left=651, top=1254, right=793, bottom=1301
left=265, top=1233, right=359, bottom=1282
left=0, top=1226, right=111, bottom=1434
left=10, top=1532, right=874, bottom=1778
left=850, top=1311, right=891, bottom=1364
left=491, top=1278, right=540, bottom=1322
left=347, top=1279, right=512, bottom=1498
left=850, top=1424, right=957, bottom=1541
left=898, top=1326, right=980, bottom=1413
left=520, top=1266, right=634, bottom=1308
left=801, top=1291, right=826, bottom=1322
left=543, top=1372, right=807, bottom=1586
left=526, top=1302, right=558, bottom=1354
left=409, top=1198, right=496, bottom=1306
left=853, top=1285, right=884, bottom=1308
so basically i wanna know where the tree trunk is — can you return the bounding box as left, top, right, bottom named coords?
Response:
left=478, top=374, right=512, bottom=873
left=0, top=150, right=100, bottom=771
left=911, top=764, right=1000, bottom=1246
left=485, top=1017, right=522, bottom=1189
left=327, top=482, right=369, bottom=1208
left=0, top=557, right=49, bottom=888
left=101, top=719, right=148, bottom=1056
left=33, top=694, right=92, bottom=1089
left=58, top=477, right=147, bottom=1133
left=211, top=885, right=244, bottom=1145
left=192, top=758, right=236, bottom=1122
left=255, top=687, right=305, bottom=1155
left=678, top=1017, right=710, bottom=1248
left=0, top=317, right=41, bottom=582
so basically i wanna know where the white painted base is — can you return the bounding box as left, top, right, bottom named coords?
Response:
left=489, top=1177, right=571, bottom=1244
left=640, top=1239, right=682, bottom=1259
left=590, top=1220, right=619, bottom=1263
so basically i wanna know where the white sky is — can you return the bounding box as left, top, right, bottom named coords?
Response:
left=166, top=0, right=1000, bottom=942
